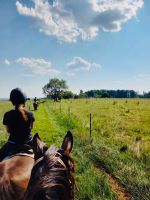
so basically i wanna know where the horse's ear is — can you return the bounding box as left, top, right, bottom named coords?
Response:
left=33, top=133, right=47, bottom=159
left=61, top=131, right=73, bottom=155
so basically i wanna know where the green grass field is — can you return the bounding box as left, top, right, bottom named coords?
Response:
left=0, top=99, right=150, bottom=200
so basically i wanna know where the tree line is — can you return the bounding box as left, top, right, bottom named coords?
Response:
left=42, top=78, right=150, bottom=100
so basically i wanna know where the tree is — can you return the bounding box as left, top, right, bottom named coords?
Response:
left=62, top=91, right=74, bottom=99
left=43, top=78, right=68, bottom=101
left=79, top=90, right=87, bottom=98
left=74, top=94, right=79, bottom=99
left=101, top=92, right=110, bottom=98
left=84, top=89, right=139, bottom=98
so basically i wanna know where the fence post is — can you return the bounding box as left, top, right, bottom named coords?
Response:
left=68, top=107, right=70, bottom=116
left=67, top=106, right=71, bottom=130
left=90, top=113, right=92, bottom=137
left=60, top=103, right=61, bottom=113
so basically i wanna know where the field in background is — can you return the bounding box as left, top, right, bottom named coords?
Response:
left=0, top=99, right=150, bottom=200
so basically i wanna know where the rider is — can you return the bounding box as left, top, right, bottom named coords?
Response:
left=33, top=97, right=38, bottom=110
left=34, top=97, right=37, bottom=103
left=0, top=88, right=35, bottom=161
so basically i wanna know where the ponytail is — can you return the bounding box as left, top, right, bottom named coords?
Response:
left=17, top=104, right=28, bottom=122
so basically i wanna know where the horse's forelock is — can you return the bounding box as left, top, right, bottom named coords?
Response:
left=44, top=146, right=75, bottom=172
left=46, top=146, right=59, bottom=156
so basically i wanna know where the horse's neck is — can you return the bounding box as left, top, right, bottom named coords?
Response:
left=45, top=187, right=68, bottom=200
left=24, top=186, right=66, bottom=200
left=25, top=173, right=71, bottom=200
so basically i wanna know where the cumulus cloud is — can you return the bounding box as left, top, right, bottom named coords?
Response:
left=16, top=57, right=60, bottom=76
left=16, top=0, right=144, bottom=42
left=4, top=59, right=10, bottom=65
left=66, top=56, right=101, bottom=75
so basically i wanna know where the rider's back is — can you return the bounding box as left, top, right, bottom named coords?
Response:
left=3, top=109, right=34, bottom=144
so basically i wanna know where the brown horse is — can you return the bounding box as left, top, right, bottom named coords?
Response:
left=33, top=102, right=38, bottom=110
left=0, top=146, right=34, bottom=200
left=24, top=131, right=75, bottom=200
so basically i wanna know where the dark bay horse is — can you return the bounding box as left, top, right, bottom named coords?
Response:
left=0, top=148, right=34, bottom=200
left=24, top=131, right=75, bottom=200
left=33, top=102, right=38, bottom=110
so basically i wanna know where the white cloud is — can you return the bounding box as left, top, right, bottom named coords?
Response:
left=16, top=0, right=144, bottom=42
left=4, top=59, right=10, bottom=65
left=16, top=57, right=60, bottom=76
left=66, top=56, right=101, bottom=75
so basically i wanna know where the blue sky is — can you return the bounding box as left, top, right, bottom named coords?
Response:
left=0, top=0, right=149, bottom=98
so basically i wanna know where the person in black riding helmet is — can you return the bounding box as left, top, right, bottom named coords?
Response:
left=0, top=88, right=35, bottom=161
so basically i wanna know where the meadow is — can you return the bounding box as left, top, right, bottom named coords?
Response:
left=0, top=98, right=150, bottom=200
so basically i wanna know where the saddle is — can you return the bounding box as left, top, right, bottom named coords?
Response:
left=4, top=144, right=34, bottom=161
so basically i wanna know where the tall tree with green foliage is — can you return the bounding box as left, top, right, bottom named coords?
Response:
left=43, top=78, right=68, bottom=101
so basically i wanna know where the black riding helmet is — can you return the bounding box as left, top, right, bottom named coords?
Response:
left=10, top=88, right=27, bottom=106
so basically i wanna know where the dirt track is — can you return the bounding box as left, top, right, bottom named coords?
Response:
left=95, top=166, right=131, bottom=200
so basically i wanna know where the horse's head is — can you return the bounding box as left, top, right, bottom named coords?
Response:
left=25, top=131, right=75, bottom=200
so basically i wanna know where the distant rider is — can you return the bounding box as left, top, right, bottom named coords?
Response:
left=34, top=97, right=37, bottom=103
left=33, top=97, right=38, bottom=110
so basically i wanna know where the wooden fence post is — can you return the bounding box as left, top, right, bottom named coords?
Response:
left=60, top=103, right=61, bottom=113
left=68, top=107, right=70, bottom=116
left=67, top=107, right=71, bottom=130
left=90, top=113, right=92, bottom=137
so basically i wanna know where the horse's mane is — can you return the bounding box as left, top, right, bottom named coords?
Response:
left=24, top=147, right=75, bottom=200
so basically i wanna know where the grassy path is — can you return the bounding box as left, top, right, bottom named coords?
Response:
left=32, top=101, right=117, bottom=200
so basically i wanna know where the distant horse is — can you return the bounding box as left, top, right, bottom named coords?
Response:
left=33, top=102, right=38, bottom=110
left=24, top=131, right=75, bottom=200
left=0, top=145, right=34, bottom=200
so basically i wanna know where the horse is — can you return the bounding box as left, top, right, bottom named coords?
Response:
left=33, top=102, right=38, bottom=110
left=0, top=145, right=34, bottom=200
left=24, top=131, right=75, bottom=200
